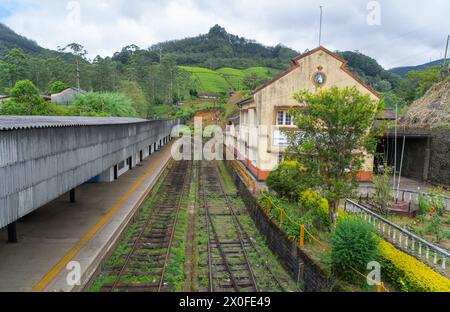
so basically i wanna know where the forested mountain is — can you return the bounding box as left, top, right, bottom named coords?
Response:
left=390, top=59, right=447, bottom=77
left=0, top=23, right=297, bottom=113
left=147, top=25, right=299, bottom=70
left=0, top=22, right=444, bottom=116
left=0, top=23, right=46, bottom=57
left=337, top=51, right=401, bottom=92
left=335, top=51, right=447, bottom=111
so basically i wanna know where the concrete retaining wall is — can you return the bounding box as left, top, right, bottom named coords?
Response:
left=224, top=161, right=339, bottom=292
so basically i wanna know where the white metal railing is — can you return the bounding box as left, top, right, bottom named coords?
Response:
left=344, top=199, right=450, bottom=276
left=357, top=186, right=450, bottom=211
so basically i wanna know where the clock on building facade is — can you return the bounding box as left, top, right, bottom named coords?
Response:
left=313, top=72, right=326, bottom=86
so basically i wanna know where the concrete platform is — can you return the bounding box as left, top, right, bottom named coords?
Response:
left=0, top=143, right=174, bottom=292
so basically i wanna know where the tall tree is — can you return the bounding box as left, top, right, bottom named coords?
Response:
left=286, top=87, right=380, bottom=224
left=0, top=48, right=30, bottom=89
left=59, top=43, right=88, bottom=90
left=118, top=80, right=147, bottom=117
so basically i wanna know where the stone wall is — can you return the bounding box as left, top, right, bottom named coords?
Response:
left=390, top=127, right=450, bottom=186
left=224, top=161, right=339, bottom=292
left=428, top=128, right=450, bottom=185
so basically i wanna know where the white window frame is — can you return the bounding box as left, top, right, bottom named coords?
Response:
left=276, top=111, right=295, bottom=126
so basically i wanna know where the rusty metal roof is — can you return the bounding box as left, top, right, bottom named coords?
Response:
left=0, top=116, right=150, bottom=131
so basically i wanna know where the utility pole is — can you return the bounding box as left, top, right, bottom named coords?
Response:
left=319, top=5, right=323, bottom=46
left=442, top=35, right=449, bottom=72
left=76, top=57, right=81, bottom=90
left=169, top=69, right=174, bottom=105
left=159, top=48, right=163, bottom=65
left=393, top=102, right=398, bottom=197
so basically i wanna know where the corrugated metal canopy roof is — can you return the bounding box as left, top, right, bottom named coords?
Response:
left=0, top=116, right=150, bottom=131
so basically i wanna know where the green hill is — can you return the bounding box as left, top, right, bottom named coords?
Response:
left=0, top=23, right=62, bottom=59
left=0, top=23, right=44, bottom=57
left=152, top=25, right=298, bottom=70
left=179, top=66, right=231, bottom=93
left=390, top=59, right=447, bottom=77
left=180, top=65, right=281, bottom=93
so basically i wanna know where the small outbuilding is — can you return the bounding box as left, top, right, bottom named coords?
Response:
left=379, top=78, right=450, bottom=185
left=50, top=87, right=87, bottom=105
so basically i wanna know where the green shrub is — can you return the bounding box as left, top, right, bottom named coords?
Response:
left=266, top=161, right=304, bottom=201
left=258, top=193, right=317, bottom=241
left=0, top=80, right=66, bottom=116
left=428, top=187, right=447, bottom=216
left=68, top=92, right=138, bottom=117
left=372, top=167, right=393, bottom=214
left=330, top=219, right=380, bottom=283
left=418, top=187, right=446, bottom=216
left=427, top=213, right=445, bottom=243
left=418, top=193, right=431, bottom=215
left=47, top=81, right=68, bottom=94
left=299, top=190, right=330, bottom=230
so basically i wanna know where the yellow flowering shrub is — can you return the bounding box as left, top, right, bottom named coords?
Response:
left=336, top=208, right=358, bottom=223
left=299, top=190, right=330, bottom=229
left=380, top=240, right=450, bottom=292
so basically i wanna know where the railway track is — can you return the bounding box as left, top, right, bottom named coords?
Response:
left=199, top=161, right=285, bottom=292
left=100, top=160, right=191, bottom=292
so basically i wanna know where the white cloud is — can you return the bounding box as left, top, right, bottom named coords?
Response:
left=0, top=0, right=448, bottom=68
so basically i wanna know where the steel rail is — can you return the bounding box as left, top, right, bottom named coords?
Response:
left=200, top=166, right=240, bottom=292
left=214, top=163, right=286, bottom=292
left=212, top=164, right=259, bottom=292
left=109, top=160, right=189, bottom=292
left=157, top=160, right=192, bottom=291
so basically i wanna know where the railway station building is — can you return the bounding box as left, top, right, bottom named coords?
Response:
left=226, top=46, right=381, bottom=181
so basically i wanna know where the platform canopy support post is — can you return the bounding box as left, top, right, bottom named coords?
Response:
left=7, top=222, right=17, bottom=244
left=70, top=188, right=76, bottom=203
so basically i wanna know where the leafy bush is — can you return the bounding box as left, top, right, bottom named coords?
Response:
left=258, top=193, right=316, bottom=242
left=330, top=219, right=380, bottom=282
left=68, top=92, right=138, bottom=117
left=372, top=167, right=393, bottom=214
left=299, top=190, right=330, bottom=230
left=266, top=161, right=304, bottom=201
left=418, top=187, right=446, bottom=216
left=426, top=213, right=446, bottom=243
left=428, top=188, right=447, bottom=216
left=47, top=81, right=68, bottom=94
left=380, top=239, right=450, bottom=292
left=418, top=192, right=432, bottom=215
left=0, top=80, right=65, bottom=116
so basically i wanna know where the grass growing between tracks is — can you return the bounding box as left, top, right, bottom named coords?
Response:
left=216, top=161, right=300, bottom=292
left=164, top=163, right=193, bottom=291
left=183, top=162, right=200, bottom=291
left=88, top=163, right=176, bottom=292
left=164, top=209, right=188, bottom=291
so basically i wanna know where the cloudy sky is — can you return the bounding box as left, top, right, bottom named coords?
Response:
left=0, top=0, right=448, bottom=69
